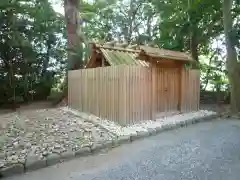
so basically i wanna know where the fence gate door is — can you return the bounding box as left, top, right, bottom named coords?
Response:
left=165, top=68, right=179, bottom=112
left=156, top=68, right=179, bottom=113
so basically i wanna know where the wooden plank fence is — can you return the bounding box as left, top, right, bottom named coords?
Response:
left=68, top=65, right=200, bottom=125
left=181, top=69, right=200, bottom=112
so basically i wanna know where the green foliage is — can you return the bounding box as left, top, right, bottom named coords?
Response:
left=80, top=0, right=239, bottom=92
left=81, top=0, right=159, bottom=43
left=1, top=0, right=238, bottom=107
left=151, top=0, right=223, bottom=52
left=0, top=0, right=67, bottom=106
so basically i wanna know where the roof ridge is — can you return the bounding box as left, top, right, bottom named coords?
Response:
left=96, top=45, right=141, bottom=53
left=91, top=42, right=193, bottom=61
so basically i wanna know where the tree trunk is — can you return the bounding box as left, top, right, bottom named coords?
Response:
left=223, top=0, right=240, bottom=113
left=190, top=30, right=198, bottom=62
left=8, top=61, right=17, bottom=109
left=188, top=0, right=199, bottom=67
left=146, top=16, right=152, bottom=43
left=23, top=73, right=28, bottom=102
left=54, top=0, right=83, bottom=105
left=64, top=0, right=83, bottom=71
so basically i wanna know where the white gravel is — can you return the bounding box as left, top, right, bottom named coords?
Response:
left=62, top=107, right=217, bottom=137
left=0, top=108, right=112, bottom=169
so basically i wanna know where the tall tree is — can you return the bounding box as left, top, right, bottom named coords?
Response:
left=57, top=0, right=84, bottom=105
left=64, top=0, right=84, bottom=70
left=0, top=0, right=66, bottom=106
left=152, top=0, right=222, bottom=57
left=222, top=0, right=240, bottom=112
left=82, top=0, right=158, bottom=44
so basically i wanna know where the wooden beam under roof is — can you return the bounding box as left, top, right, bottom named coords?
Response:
left=96, top=45, right=140, bottom=53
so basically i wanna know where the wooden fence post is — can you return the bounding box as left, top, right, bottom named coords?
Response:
left=151, top=64, right=157, bottom=120
left=178, top=65, right=183, bottom=112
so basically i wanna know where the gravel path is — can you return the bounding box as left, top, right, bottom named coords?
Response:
left=4, top=119, right=240, bottom=180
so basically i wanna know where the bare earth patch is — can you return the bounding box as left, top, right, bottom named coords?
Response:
left=0, top=108, right=113, bottom=169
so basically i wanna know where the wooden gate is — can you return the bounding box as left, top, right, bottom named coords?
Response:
left=155, top=68, right=180, bottom=112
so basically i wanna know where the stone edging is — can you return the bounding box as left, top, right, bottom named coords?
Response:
left=0, top=113, right=218, bottom=178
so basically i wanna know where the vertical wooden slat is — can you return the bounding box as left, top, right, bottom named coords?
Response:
left=144, top=67, right=147, bottom=120
left=80, top=70, right=84, bottom=112
left=110, top=67, right=112, bottom=121
left=151, top=64, right=157, bottom=120
left=68, top=66, right=200, bottom=126
left=145, top=68, right=148, bottom=120
left=103, top=67, right=107, bottom=119
left=186, top=69, right=189, bottom=111
left=113, top=67, right=116, bottom=122
left=126, top=66, right=130, bottom=124
left=136, top=66, right=140, bottom=122
left=78, top=70, right=82, bottom=111
left=87, top=69, right=91, bottom=113
left=197, top=70, right=200, bottom=110
left=148, top=67, right=151, bottom=120
left=139, top=67, right=142, bottom=121
left=184, top=69, right=187, bottom=112
left=158, top=68, right=160, bottom=112
left=133, top=66, right=136, bottom=123
left=130, top=66, right=134, bottom=124
left=178, top=66, right=183, bottom=111
left=114, top=66, right=118, bottom=122
left=85, top=70, right=88, bottom=113
left=88, top=69, right=91, bottom=113
left=123, top=66, right=127, bottom=125
left=137, top=67, right=139, bottom=122
left=102, top=67, right=106, bottom=119
left=95, top=68, right=99, bottom=116
left=126, top=66, right=130, bottom=125
left=192, top=72, right=196, bottom=110
left=98, top=68, right=102, bottom=118
left=162, top=68, right=165, bottom=112
left=108, top=67, right=112, bottom=121
left=94, top=69, right=97, bottom=114
left=110, top=66, right=113, bottom=121
left=89, top=69, right=93, bottom=114
left=145, top=68, right=149, bottom=120
left=96, top=68, right=100, bottom=117
left=141, top=67, right=145, bottom=120
left=105, top=67, right=108, bottom=120
left=82, top=70, right=86, bottom=112
left=189, top=70, right=192, bottom=111
left=116, top=67, right=120, bottom=121
left=68, top=71, right=71, bottom=108
left=132, top=66, right=135, bottom=124
left=112, top=67, right=115, bottom=121
left=185, top=69, right=188, bottom=111
left=135, top=67, right=138, bottom=122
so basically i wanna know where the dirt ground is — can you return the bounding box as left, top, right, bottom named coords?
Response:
left=200, top=103, right=230, bottom=115
left=0, top=101, right=55, bottom=125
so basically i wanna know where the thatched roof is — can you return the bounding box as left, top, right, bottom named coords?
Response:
left=87, top=42, right=193, bottom=68
left=138, top=46, right=193, bottom=61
